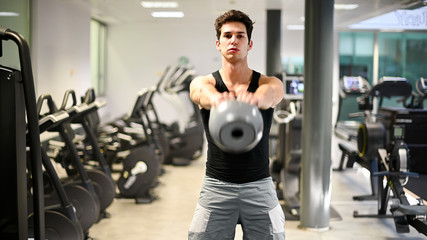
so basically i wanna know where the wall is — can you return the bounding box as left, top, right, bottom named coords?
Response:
left=105, top=16, right=267, bottom=122
left=31, top=1, right=268, bottom=123
left=282, top=29, right=304, bottom=57
left=32, top=0, right=92, bottom=108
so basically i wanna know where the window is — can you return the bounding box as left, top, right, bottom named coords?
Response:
left=337, top=32, right=374, bottom=122
left=91, top=19, right=107, bottom=96
left=378, top=32, right=427, bottom=86
left=339, top=32, right=374, bottom=83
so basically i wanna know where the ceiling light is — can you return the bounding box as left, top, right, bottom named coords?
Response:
left=334, top=4, right=359, bottom=10
left=0, top=12, right=20, bottom=17
left=380, top=29, right=405, bottom=32
left=286, top=25, right=304, bottom=30
left=141, top=1, right=178, bottom=8
left=151, top=11, right=184, bottom=18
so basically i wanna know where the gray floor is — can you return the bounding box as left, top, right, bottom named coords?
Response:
left=89, top=143, right=426, bottom=240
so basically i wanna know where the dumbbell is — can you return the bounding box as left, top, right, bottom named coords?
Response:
left=209, top=100, right=263, bottom=153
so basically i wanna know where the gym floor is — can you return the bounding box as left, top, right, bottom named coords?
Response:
left=89, top=138, right=426, bottom=240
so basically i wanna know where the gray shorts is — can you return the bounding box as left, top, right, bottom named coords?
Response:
left=188, top=176, right=285, bottom=240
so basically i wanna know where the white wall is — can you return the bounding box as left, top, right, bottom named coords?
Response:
left=105, top=16, right=267, bottom=122
left=32, top=0, right=92, bottom=108
left=30, top=1, right=284, bottom=123
left=282, top=29, right=304, bottom=57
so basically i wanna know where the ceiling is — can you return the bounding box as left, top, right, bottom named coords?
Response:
left=84, top=0, right=426, bottom=29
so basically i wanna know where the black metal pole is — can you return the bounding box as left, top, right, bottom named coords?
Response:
left=266, top=9, right=282, bottom=76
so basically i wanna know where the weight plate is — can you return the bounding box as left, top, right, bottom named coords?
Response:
left=86, top=169, right=115, bottom=211
left=28, top=210, right=84, bottom=240
left=63, top=184, right=99, bottom=232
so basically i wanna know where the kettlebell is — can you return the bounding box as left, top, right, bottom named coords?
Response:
left=209, top=100, right=263, bottom=153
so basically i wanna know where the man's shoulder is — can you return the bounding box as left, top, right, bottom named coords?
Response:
left=258, top=73, right=281, bottom=83
left=189, top=73, right=216, bottom=100
left=193, top=73, right=216, bottom=84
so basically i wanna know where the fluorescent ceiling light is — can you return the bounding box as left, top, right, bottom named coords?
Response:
left=141, top=1, right=178, bottom=8
left=334, top=4, right=359, bottom=10
left=151, top=11, right=184, bottom=18
left=380, top=29, right=405, bottom=32
left=0, top=12, right=20, bottom=17
left=287, top=25, right=304, bottom=30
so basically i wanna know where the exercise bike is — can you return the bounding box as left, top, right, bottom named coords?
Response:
left=98, top=88, right=163, bottom=204
left=334, top=76, right=370, bottom=171
left=154, top=65, right=205, bottom=166
left=270, top=74, right=304, bottom=220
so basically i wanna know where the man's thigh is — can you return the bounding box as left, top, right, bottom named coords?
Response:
left=188, top=177, right=240, bottom=240
left=239, top=178, right=285, bottom=240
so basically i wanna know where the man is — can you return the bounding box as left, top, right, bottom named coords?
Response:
left=188, top=10, right=285, bottom=240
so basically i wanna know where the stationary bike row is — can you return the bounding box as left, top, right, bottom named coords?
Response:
left=104, top=65, right=204, bottom=168
left=49, top=88, right=163, bottom=204
left=270, top=75, right=304, bottom=220
left=98, top=88, right=164, bottom=204
left=337, top=77, right=427, bottom=235
left=0, top=28, right=108, bottom=240
left=30, top=88, right=116, bottom=239
left=153, top=65, right=205, bottom=165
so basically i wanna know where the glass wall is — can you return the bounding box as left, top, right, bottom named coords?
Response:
left=0, top=0, right=31, bottom=69
left=378, top=32, right=427, bottom=85
left=378, top=32, right=427, bottom=107
left=339, top=32, right=374, bottom=82
left=282, top=56, right=304, bottom=75
left=337, top=32, right=374, bottom=122
left=337, top=31, right=427, bottom=122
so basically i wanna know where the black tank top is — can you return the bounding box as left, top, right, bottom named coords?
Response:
left=200, top=70, right=274, bottom=183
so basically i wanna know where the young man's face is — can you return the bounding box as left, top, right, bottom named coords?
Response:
left=216, top=21, right=253, bottom=62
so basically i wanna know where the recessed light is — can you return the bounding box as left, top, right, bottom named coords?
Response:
left=141, top=1, right=178, bottom=8
left=0, top=12, right=20, bottom=17
left=151, top=11, right=184, bottom=18
left=287, top=25, right=305, bottom=30
left=334, top=4, right=359, bottom=10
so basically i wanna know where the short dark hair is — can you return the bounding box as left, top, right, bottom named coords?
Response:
left=214, top=10, right=254, bottom=42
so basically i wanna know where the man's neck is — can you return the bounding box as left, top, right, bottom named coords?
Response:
left=220, top=59, right=252, bottom=84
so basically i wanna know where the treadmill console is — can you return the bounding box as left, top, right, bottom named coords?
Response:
left=284, top=76, right=304, bottom=100
left=341, top=76, right=369, bottom=95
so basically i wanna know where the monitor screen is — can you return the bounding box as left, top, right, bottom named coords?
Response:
left=343, top=76, right=362, bottom=91
left=284, top=77, right=304, bottom=100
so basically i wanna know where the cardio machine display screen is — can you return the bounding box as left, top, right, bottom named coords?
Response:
left=393, top=125, right=405, bottom=139
left=284, top=79, right=304, bottom=100
left=343, top=76, right=362, bottom=91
